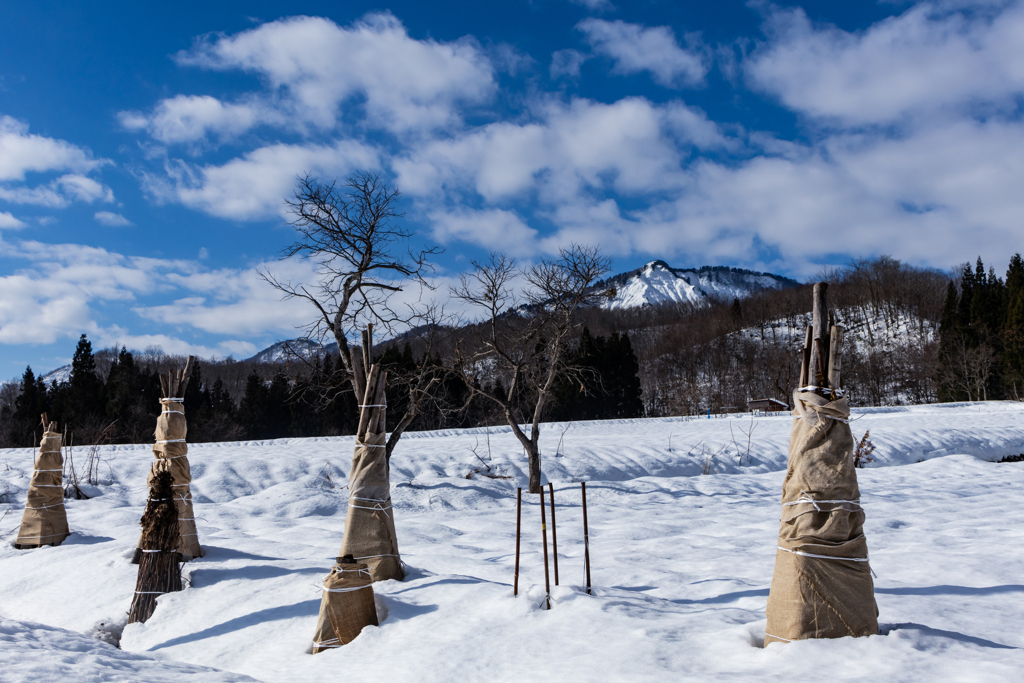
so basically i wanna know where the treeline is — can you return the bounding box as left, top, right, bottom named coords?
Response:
left=6, top=254, right=1023, bottom=448
left=938, top=255, right=1024, bottom=401
left=0, top=327, right=644, bottom=448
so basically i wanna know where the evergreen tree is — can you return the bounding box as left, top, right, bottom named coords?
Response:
left=12, top=366, right=48, bottom=446
left=63, top=334, right=104, bottom=431
left=237, top=373, right=269, bottom=439
left=265, top=371, right=291, bottom=438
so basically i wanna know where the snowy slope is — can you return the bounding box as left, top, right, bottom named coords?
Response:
left=599, top=261, right=798, bottom=309
left=2, top=402, right=1024, bottom=681
left=39, top=364, right=72, bottom=385
left=245, top=339, right=328, bottom=364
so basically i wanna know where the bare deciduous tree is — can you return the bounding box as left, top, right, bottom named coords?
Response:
left=260, top=171, right=443, bottom=458
left=451, top=245, right=611, bottom=493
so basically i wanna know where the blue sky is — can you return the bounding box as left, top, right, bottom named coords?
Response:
left=1, top=0, right=1023, bottom=376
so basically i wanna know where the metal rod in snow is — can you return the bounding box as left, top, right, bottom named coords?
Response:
left=582, top=482, right=592, bottom=595
left=514, top=487, right=522, bottom=597
left=548, top=482, right=559, bottom=586
left=539, top=486, right=551, bottom=610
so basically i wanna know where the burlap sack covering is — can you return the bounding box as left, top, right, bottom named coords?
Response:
left=764, top=390, right=878, bottom=645
left=14, top=430, right=70, bottom=548
left=135, top=399, right=202, bottom=561
left=338, top=431, right=403, bottom=582
left=311, top=560, right=379, bottom=653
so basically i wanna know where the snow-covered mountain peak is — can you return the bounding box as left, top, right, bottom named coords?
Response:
left=598, top=261, right=799, bottom=310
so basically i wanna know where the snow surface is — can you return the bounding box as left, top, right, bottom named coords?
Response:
left=2, top=402, right=1024, bottom=681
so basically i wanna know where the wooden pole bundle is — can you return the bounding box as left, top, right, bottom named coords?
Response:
left=128, top=467, right=182, bottom=624
left=799, top=283, right=844, bottom=397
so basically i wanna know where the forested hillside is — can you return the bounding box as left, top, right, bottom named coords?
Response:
left=3, top=254, right=1022, bottom=448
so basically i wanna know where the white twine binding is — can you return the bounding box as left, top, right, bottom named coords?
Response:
left=312, top=638, right=340, bottom=648
left=323, top=584, right=372, bottom=594
left=156, top=439, right=186, bottom=444
left=765, top=632, right=793, bottom=643
left=783, top=491, right=862, bottom=512
left=777, top=546, right=869, bottom=563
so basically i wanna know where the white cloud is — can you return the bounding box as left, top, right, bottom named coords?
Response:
left=0, top=174, right=114, bottom=207
left=396, top=96, right=727, bottom=206
left=745, top=1, right=1024, bottom=125
left=94, top=211, right=132, bottom=226
left=0, top=235, right=311, bottom=353
left=118, top=94, right=266, bottom=145
left=0, top=117, right=113, bottom=210
left=171, top=13, right=496, bottom=137
left=94, top=329, right=258, bottom=360
left=143, top=139, right=379, bottom=220
left=136, top=259, right=315, bottom=337
left=0, top=211, right=25, bottom=229
left=429, top=208, right=539, bottom=256
left=577, top=19, right=708, bottom=88
left=551, top=49, right=588, bottom=78
left=0, top=116, right=106, bottom=181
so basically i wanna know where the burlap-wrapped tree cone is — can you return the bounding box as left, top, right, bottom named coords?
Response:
left=128, top=464, right=183, bottom=624
left=14, top=423, right=71, bottom=549
left=763, top=388, right=879, bottom=645
left=311, top=557, right=379, bottom=653
left=133, top=360, right=203, bottom=563
left=338, top=430, right=403, bottom=581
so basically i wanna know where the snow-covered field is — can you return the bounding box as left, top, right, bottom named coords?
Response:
left=2, top=402, right=1024, bottom=682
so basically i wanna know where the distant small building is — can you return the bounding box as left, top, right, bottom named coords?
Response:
left=747, top=398, right=789, bottom=413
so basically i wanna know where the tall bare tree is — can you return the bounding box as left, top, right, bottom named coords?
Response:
left=451, top=245, right=611, bottom=493
left=260, top=172, right=443, bottom=458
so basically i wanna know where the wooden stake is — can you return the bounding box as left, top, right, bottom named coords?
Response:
left=361, top=329, right=371, bottom=381
left=366, top=370, right=388, bottom=435
left=548, top=483, right=559, bottom=586
left=539, top=487, right=551, bottom=610
left=828, top=325, right=844, bottom=391
left=178, top=356, right=195, bottom=398
left=812, top=282, right=829, bottom=386
left=356, top=365, right=380, bottom=439
left=582, top=482, right=591, bottom=596
left=799, top=326, right=812, bottom=388
left=514, top=487, right=522, bottom=597
left=351, top=347, right=366, bottom=406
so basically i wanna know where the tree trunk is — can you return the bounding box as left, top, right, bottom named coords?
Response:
left=527, top=442, right=542, bottom=494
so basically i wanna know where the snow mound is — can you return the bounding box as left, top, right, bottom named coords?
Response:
left=0, top=616, right=257, bottom=682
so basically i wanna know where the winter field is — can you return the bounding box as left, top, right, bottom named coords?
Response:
left=2, top=402, right=1024, bottom=682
